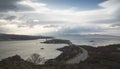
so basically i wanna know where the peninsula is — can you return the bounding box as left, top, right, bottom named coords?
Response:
left=0, top=33, right=53, bottom=41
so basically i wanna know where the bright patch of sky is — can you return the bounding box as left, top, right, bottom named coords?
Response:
left=39, top=0, right=106, bottom=10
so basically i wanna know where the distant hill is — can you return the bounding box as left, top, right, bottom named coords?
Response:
left=0, top=33, right=53, bottom=41
left=55, top=34, right=120, bottom=38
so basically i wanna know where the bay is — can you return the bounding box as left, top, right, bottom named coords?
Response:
left=0, top=35, right=120, bottom=60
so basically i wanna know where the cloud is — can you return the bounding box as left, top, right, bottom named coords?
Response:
left=1, top=15, right=16, bottom=21
left=0, top=0, right=34, bottom=12
left=90, top=0, right=120, bottom=25
left=0, top=0, right=120, bottom=36
left=0, top=24, right=58, bottom=35
left=51, top=23, right=110, bottom=35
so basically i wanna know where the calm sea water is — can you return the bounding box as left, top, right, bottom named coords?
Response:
left=0, top=39, right=66, bottom=61
left=0, top=36, right=120, bottom=60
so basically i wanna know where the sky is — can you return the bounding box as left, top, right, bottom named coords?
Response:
left=0, top=0, right=120, bottom=36
left=39, top=0, right=106, bottom=10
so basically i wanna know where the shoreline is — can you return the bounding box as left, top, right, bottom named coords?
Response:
left=0, top=44, right=120, bottom=69
left=45, top=43, right=120, bottom=65
left=42, top=38, right=120, bottom=65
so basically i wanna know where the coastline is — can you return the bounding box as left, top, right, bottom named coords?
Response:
left=45, top=43, right=120, bottom=65
left=0, top=44, right=120, bottom=69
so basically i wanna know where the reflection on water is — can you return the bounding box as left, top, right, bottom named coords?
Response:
left=0, top=36, right=120, bottom=60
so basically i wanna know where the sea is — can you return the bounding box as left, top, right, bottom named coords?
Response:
left=0, top=35, right=120, bottom=61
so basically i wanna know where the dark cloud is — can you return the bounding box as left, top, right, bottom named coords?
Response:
left=0, top=0, right=34, bottom=12
left=4, top=16, right=16, bottom=21
left=111, top=23, right=120, bottom=27
left=0, top=13, right=17, bottom=21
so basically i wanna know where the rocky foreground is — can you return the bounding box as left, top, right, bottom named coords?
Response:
left=0, top=44, right=120, bottom=69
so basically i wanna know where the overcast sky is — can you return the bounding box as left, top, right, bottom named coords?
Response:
left=0, top=0, right=120, bottom=36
